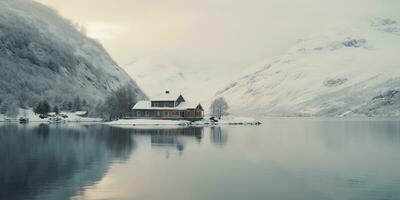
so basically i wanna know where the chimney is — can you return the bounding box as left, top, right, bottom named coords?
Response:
left=166, top=90, right=170, bottom=94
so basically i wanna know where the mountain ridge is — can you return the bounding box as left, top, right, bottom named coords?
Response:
left=0, top=0, right=145, bottom=114
left=217, top=17, right=400, bottom=116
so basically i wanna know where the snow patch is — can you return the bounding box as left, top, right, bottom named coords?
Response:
left=217, top=17, right=400, bottom=117
left=0, top=109, right=102, bottom=123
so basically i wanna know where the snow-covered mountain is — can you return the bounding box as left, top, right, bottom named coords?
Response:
left=217, top=17, right=400, bottom=117
left=0, top=0, right=145, bottom=112
left=124, top=55, right=261, bottom=109
left=124, top=56, right=188, bottom=98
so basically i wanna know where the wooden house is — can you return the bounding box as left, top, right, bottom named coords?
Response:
left=131, top=91, right=204, bottom=121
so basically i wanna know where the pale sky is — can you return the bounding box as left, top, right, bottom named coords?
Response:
left=36, top=0, right=399, bottom=69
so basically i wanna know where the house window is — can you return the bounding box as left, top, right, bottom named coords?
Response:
left=165, top=111, right=168, bottom=116
left=137, top=111, right=141, bottom=117
left=145, top=111, right=149, bottom=116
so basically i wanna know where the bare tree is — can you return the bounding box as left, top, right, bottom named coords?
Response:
left=98, top=85, right=138, bottom=120
left=210, top=97, right=229, bottom=119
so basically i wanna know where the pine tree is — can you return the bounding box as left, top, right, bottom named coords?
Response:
left=34, top=102, right=41, bottom=114
left=53, top=106, right=60, bottom=115
left=73, top=96, right=81, bottom=111
left=67, top=102, right=73, bottom=111
left=42, top=100, right=50, bottom=114
left=34, top=100, right=51, bottom=114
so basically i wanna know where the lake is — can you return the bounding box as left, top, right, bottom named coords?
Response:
left=1, top=118, right=400, bottom=200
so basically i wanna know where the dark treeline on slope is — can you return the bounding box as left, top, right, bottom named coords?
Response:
left=23, top=84, right=138, bottom=119
left=32, top=96, right=89, bottom=115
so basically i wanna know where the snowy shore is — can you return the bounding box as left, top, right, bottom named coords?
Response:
left=105, top=119, right=191, bottom=126
left=105, top=116, right=261, bottom=128
left=0, top=109, right=102, bottom=123
left=104, top=119, right=192, bottom=129
left=1, top=110, right=261, bottom=128
left=193, top=116, right=262, bottom=126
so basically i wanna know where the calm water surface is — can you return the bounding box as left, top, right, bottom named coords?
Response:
left=1, top=118, right=400, bottom=200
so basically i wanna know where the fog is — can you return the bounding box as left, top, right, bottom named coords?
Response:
left=36, top=0, right=399, bottom=70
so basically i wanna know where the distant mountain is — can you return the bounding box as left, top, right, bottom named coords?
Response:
left=217, top=17, right=400, bottom=117
left=124, top=56, right=188, bottom=98
left=0, top=0, right=145, bottom=113
left=124, top=55, right=259, bottom=108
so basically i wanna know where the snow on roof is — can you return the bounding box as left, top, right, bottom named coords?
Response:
left=132, top=101, right=151, bottom=109
left=132, top=101, right=201, bottom=110
left=152, top=92, right=181, bottom=101
left=75, top=111, right=88, bottom=115
left=176, top=102, right=200, bottom=109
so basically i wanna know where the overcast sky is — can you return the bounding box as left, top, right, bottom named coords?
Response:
left=36, top=0, right=399, bottom=70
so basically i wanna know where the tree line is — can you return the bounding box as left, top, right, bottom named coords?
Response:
left=33, top=96, right=88, bottom=115
left=2, top=83, right=229, bottom=120
left=1, top=84, right=139, bottom=120
left=95, top=85, right=138, bottom=121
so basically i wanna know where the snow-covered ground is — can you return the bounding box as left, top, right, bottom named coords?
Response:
left=106, top=116, right=261, bottom=128
left=0, top=109, right=102, bottom=123
left=215, top=116, right=262, bottom=125
left=105, top=119, right=192, bottom=129
left=217, top=17, right=400, bottom=117
left=65, top=112, right=103, bottom=123
left=192, top=116, right=261, bottom=126
left=1, top=107, right=260, bottom=127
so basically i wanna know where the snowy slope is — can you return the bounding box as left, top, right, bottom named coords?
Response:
left=0, top=0, right=145, bottom=111
left=124, top=56, right=188, bottom=98
left=124, top=55, right=261, bottom=109
left=217, top=17, right=400, bottom=117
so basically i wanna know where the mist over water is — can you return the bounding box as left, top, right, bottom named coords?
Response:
left=1, top=119, right=400, bottom=200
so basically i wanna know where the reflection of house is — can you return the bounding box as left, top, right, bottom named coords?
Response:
left=124, top=127, right=203, bottom=152
left=150, top=128, right=204, bottom=151
left=131, top=91, right=204, bottom=121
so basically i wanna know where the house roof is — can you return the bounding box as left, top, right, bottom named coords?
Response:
left=132, top=101, right=202, bottom=111
left=152, top=92, right=181, bottom=101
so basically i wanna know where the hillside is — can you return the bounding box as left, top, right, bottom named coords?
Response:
left=217, top=17, right=400, bottom=117
left=124, top=55, right=260, bottom=108
left=0, top=0, right=145, bottom=115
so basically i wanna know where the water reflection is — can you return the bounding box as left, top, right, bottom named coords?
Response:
left=0, top=124, right=136, bottom=200
left=0, top=124, right=207, bottom=200
left=133, top=128, right=204, bottom=155
left=210, top=127, right=228, bottom=146
left=3, top=119, right=400, bottom=200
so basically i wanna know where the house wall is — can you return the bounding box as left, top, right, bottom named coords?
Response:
left=131, top=109, right=203, bottom=121
left=151, top=101, right=175, bottom=107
